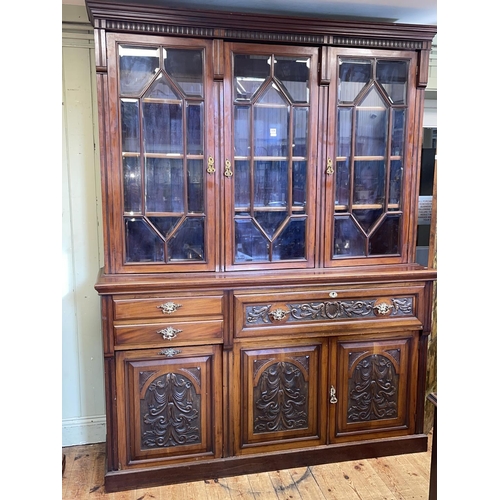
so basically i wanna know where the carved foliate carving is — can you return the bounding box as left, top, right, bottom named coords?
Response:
left=347, top=354, right=398, bottom=422
left=141, top=372, right=201, bottom=449
left=253, top=361, right=309, bottom=433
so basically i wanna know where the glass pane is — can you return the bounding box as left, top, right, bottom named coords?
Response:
left=376, top=60, right=408, bottom=105
left=234, top=160, right=251, bottom=209
left=149, top=216, right=181, bottom=238
left=234, top=106, right=250, bottom=157
left=143, top=102, right=183, bottom=154
left=121, top=99, right=140, bottom=152
left=119, top=45, right=160, bottom=95
left=168, top=217, right=205, bottom=260
left=355, top=109, right=387, bottom=157
left=164, top=48, right=204, bottom=97
left=391, top=109, right=405, bottom=156
left=293, top=108, right=308, bottom=157
left=123, top=157, right=142, bottom=213
left=389, top=160, right=403, bottom=205
left=254, top=161, right=288, bottom=207
left=254, top=211, right=286, bottom=239
left=187, top=103, right=203, bottom=155
left=337, top=108, right=352, bottom=158
left=254, top=106, right=289, bottom=157
left=146, top=73, right=179, bottom=99
left=273, top=218, right=306, bottom=260
left=187, top=159, right=204, bottom=213
left=292, top=161, right=306, bottom=210
left=335, top=160, right=350, bottom=207
left=145, top=158, right=184, bottom=213
left=234, top=54, right=269, bottom=101
left=235, top=219, right=269, bottom=262
left=125, top=217, right=165, bottom=262
left=338, top=59, right=371, bottom=102
left=353, top=161, right=385, bottom=205
left=369, top=214, right=400, bottom=255
left=353, top=208, right=383, bottom=233
left=275, top=56, right=310, bottom=103
left=333, top=216, right=365, bottom=257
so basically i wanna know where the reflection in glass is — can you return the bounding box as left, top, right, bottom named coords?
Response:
left=147, top=73, right=179, bottom=99
left=333, top=216, right=365, bottom=256
left=234, top=54, right=269, bottom=101
left=121, top=99, right=140, bottom=152
left=338, top=59, right=371, bottom=102
left=168, top=217, right=205, bottom=261
left=355, top=89, right=388, bottom=157
left=353, top=161, right=385, bottom=205
left=145, top=158, right=184, bottom=213
left=273, top=218, right=306, bottom=259
left=254, top=93, right=289, bottom=157
left=234, top=160, right=250, bottom=208
left=255, top=211, right=286, bottom=239
left=187, top=103, right=203, bottom=155
left=164, top=48, right=204, bottom=97
left=292, top=161, right=306, bottom=209
left=275, top=56, right=310, bottom=103
left=293, top=108, right=308, bottom=157
left=376, top=60, right=408, bottom=105
left=187, top=160, right=204, bottom=213
left=369, top=215, right=400, bottom=255
left=234, top=107, right=250, bottom=156
left=123, top=157, right=141, bottom=213
left=119, top=45, right=159, bottom=95
left=235, top=219, right=269, bottom=262
left=391, top=109, right=405, bottom=156
left=352, top=209, right=383, bottom=233
left=254, top=161, right=288, bottom=207
left=335, top=160, right=350, bottom=207
left=148, top=216, right=181, bottom=239
left=125, top=217, right=165, bottom=262
left=143, top=102, right=183, bottom=154
left=337, top=108, right=352, bottom=158
left=389, top=160, right=403, bottom=205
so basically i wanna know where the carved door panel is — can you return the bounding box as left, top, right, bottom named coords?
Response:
left=116, top=345, right=222, bottom=469
left=234, top=339, right=328, bottom=455
left=329, top=332, right=418, bottom=443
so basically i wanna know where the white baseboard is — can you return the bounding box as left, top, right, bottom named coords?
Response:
left=62, top=415, right=106, bottom=447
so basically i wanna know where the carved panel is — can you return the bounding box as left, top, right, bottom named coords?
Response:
left=140, top=372, right=201, bottom=449
left=253, top=360, right=309, bottom=433
left=347, top=353, right=398, bottom=422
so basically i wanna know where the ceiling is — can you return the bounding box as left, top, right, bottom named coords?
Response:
left=64, top=0, right=437, bottom=25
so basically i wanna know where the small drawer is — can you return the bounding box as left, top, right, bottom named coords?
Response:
left=234, top=284, right=425, bottom=337
left=113, top=294, right=223, bottom=321
left=114, top=320, right=223, bottom=347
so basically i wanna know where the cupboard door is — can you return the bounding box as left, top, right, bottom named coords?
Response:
left=116, top=345, right=222, bottom=469
left=223, top=43, right=319, bottom=271
left=106, top=34, right=217, bottom=273
left=234, top=339, right=328, bottom=454
left=324, top=49, right=418, bottom=267
left=330, top=332, right=418, bottom=443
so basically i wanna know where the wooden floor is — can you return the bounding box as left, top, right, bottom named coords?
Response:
left=62, top=432, right=433, bottom=499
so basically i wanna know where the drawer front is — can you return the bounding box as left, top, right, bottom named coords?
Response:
left=113, top=294, right=223, bottom=321
left=115, top=320, right=223, bottom=348
left=234, top=284, right=425, bottom=337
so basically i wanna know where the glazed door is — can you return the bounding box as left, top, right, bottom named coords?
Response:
left=329, top=332, right=418, bottom=443
left=116, top=345, right=222, bottom=469
left=223, top=43, right=319, bottom=271
left=234, top=339, right=328, bottom=455
left=324, top=49, right=419, bottom=267
left=106, top=34, right=217, bottom=273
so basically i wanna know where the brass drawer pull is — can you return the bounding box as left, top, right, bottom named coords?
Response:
left=157, top=327, right=182, bottom=340
left=330, top=386, right=338, bottom=404
left=159, top=348, right=181, bottom=357
left=157, top=302, right=182, bottom=314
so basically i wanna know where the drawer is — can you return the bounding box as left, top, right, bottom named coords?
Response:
left=113, top=294, right=223, bottom=321
left=234, top=284, right=426, bottom=337
left=114, top=320, right=223, bottom=348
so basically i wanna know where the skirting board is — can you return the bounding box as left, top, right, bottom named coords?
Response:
left=62, top=415, right=106, bottom=447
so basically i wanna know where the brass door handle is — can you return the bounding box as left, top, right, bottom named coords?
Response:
left=224, top=159, right=233, bottom=177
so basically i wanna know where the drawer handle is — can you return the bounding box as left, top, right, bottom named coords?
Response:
left=330, top=386, right=338, bottom=404
left=329, top=291, right=338, bottom=298
left=159, top=348, right=181, bottom=357
left=157, top=302, right=182, bottom=314
left=373, top=302, right=394, bottom=315
left=157, top=327, right=182, bottom=340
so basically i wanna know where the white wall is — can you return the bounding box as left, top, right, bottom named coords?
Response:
left=62, top=5, right=106, bottom=446
left=60, top=5, right=438, bottom=447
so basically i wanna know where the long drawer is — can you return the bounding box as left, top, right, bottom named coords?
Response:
left=234, top=283, right=427, bottom=337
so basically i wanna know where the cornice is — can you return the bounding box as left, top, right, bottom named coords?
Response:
left=86, top=0, right=436, bottom=49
